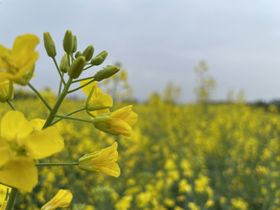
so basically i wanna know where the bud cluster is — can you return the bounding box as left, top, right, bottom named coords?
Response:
left=43, top=30, right=120, bottom=81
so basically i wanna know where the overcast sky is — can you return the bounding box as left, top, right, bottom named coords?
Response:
left=1, top=0, right=280, bottom=102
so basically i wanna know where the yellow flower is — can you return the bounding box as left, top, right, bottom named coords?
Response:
left=78, top=142, right=120, bottom=177
left=0, top=34, right=39, bottom=85
left=0, top=111, right=64, bottom=192
left=94, top=105, right=138, bottom=137
left=0, top=80, right=13, bottom=102
left=86, top=82, right=113, bottom=111
left=41, top=189, right=73, bottom=210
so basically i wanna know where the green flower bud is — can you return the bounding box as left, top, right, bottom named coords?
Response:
left=75, top=51, right=82, bottom=58
left=93, top=65, right=120, bottom=81
left=82, top=45, right=94, bottom=61
left=63, top=30, right=73, bottom=54
left=72, top=35, right=77, bottom=53
left=90, top=51, right=108, bottom=66
left=59, top=54, right=69, bottom=73
left=43, top=32, right=56, bottom=57
left=68, top=56, right=86, bottom=79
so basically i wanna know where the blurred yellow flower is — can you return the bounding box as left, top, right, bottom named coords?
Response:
left=0, top=34, right=39, bottom=85
left=0, top=111, right=64, bottom=192
left=0, top=80, right=13, bottom=102
left=41, top=189, right=73, bottom=210
left=78, top=142, right=120, bottom=177
left=94, top=105, right=138, bottom=137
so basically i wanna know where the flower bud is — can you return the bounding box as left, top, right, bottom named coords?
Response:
left=68, top=56, right=86, bottom=79
left=0, top=81, right=13, bottom=102
left=41, top=189, right=73, bottom=210
left=82, top=45, right=94, bottom=61
left=90, top=51, right=108, bottom=65
left=75, top=51, right=82, bottom=58
left=71, top=35, right=77, bottom=53
left=43, top=32, right=56, bottom=57
left=59, top=54, right=69, bottom=73
left=63, top=30, right=73, bottom=54
left=93, top=65, right=120, bottom=82
left=78, top=142, right=120, bottom=177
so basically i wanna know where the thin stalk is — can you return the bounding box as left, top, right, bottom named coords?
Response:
left=27, top=83, right=52, bottom=111
left=6, top=188, right=18, bottom=210
left=6, top=100, right=15, bottom=110
left=73, top=76, right=95, bottom=83
left=55, top=114, right=93, bottom=124
left=51, top=107, right=86, bottom=125
left=57, top=73, right=64, bottom=96
left=36, top=162, right=78, bottom=167
left=43, top=78, right=73, bottom=129
left=68, top=78, right=96, bottom=94
left=52, top=58, right=66, bottom=85
left=83, top=64, right=94, bottom=71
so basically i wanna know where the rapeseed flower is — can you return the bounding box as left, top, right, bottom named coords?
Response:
left=78, top=142, right=120, bottom=177
left=0, top=111, right=64, bottom=192
left=41, top=189, right=73, bottom=210
left=94, top=105, right=137, bottom=137
left=0, top=34, right=39, bottom=85
left=85, top=82, right=113, bottom=111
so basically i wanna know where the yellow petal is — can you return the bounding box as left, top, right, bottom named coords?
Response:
left=0, top=80, right=13, bottom=102
left=41, top=189, right=73, bottom=210
left=87, top=85, right=113, bottom=111
left=30, top=119, right=46, bottom=131
left=79, top=142, right=120, bottom=177
left=12, top=34, right=40, bottom=55
left=24, top=127, right=64, bottom=159
left=0, top=111, right=33, bottom=141
left=0, top=141, right=11, bottom=167
left=0, top=157, right=37, bottom=192
left=94, top=118, right=132, bottom=137
left=88, top=108, right=110, bottom=118
left=81, top=80, right=97, bottom=96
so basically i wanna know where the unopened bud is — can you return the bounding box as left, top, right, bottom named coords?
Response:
left=43, top=32, right=56, bottom=57
left=68, top=56, right=86, bottom=78
left=59, top=54, right=69, bottom=73
left=63, top=30, right=73, bottom=54
left=90, top=51, right=108, bottom=66
left=72, top=35, right=77, bottom=53
left=93, top=65, right=120, bottom=81
left=75, top=51, right=82, bottom=58
left=82, top=45, right=94, bottom=61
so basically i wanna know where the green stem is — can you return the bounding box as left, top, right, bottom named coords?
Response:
left=43, top=78, right=73, bottom=129
left=57, top=73, right=64, bottom=96
left=36, top=162, right=78, bottom=167
left=6, top=188, right=18, bottom=210
left=6, top=100, right=15, bottom=110
left=51, top=107, right=86, bottom=125
left=52, top=58, right=66, bottom=85
left=55, top=114, right=93, bottom=124
left=68, top=78, right=96, bottom=94
left=83, top=64, right=94, bottom=71
left=27, top=83, right=52, bottom=111
left=73, top=76, right=95, bottom=83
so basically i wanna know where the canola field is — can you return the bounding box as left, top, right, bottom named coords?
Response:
left=1, top=99, right=280, bottom=210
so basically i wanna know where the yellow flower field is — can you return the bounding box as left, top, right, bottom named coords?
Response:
left=1, top=98, right=280, bottom=210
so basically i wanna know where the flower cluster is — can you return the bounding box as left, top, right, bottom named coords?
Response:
left=0, top=30, right=137, bottom=209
